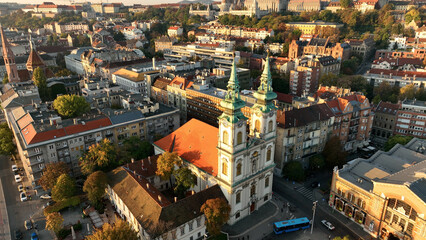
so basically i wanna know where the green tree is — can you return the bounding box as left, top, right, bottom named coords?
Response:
left=283, top=161, right=305, bottom=181
left=51, top=174, right=75, bottom=202
left=86, top=219, right=138, bottom=240
left=2, top=74, right=8, bottom=84
left=384, top=135, right=413, bottom=151
left=113, top=31, right=126, bottom=41
left=200, top=198, right=231, bottom=236
left=0, top=123, right=16, bottom=155
left=333, top=236, right=351, bottom=240
left=340, top=0, right=352, bottom=8
left=174, top=167, right=197, bottom=199
left=38, top=162, right=69, bottom=191
left=309, top=154, right=325, bottom=171
left=55, top=69, right=72, bottom=77
left=155, top=152, right=182, bottom=181
left=53, top=94, right=90, bottom=118
left=323, top=136, right=347, bottom=168
left=122, top=137, right=153, bottom=161
left=399, top=84, right=416, bottom=100
left=80, top=139, right=118, bottom=175
left=372, top=95, right=381, bottom=104
left=83, top=171, right=108, bottom=209
left=405, top=8, right=420, bottom=23
left=46, top=212, right=64, bottom=235
left=319, top=73, right=338, bottom=87
left=32, top=67, right=48, bottom=101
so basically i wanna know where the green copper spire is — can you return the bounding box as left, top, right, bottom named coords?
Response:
left=253, top=53, right=277, bottom=112
left=218, top=57, right=247, bottom=123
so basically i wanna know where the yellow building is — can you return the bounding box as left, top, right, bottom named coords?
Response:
left=329, top=138, right=426, bottom=240
left=286, top=21, right=344, bottom=35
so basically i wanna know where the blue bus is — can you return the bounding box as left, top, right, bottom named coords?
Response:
left=273, top=217, right=311, bottom=234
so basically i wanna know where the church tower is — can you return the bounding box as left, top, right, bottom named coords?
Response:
left=250, top=53, right=277, bottom=139
left=1, top=25, right=20, bottom=82
left=217, top=56, right=276, bottom=225
left=217, top=58, right=248, bottom=185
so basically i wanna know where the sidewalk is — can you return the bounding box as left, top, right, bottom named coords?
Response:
left=0, top=179, right=11, bottom=240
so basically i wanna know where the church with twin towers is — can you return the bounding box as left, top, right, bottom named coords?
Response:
left=154, top=55, right=277, bottom=224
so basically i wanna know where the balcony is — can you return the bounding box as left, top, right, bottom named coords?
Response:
left=28, top=157, right=44, bottom=166
left=25, top=150, right=43, bottom=158
left=56, top=144, right=68, bottom=150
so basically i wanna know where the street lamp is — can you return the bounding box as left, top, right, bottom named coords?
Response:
left=311, top=201, right=318, bottom=234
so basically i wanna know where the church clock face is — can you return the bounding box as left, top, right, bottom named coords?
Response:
left=238, top=122, right=244, bottom=127
left=269, top=112, right=274, bottom=117
left=222, top=120, right=228, bottom=128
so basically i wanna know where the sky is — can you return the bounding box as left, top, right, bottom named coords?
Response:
left=0, top=0, right=183, bottom=5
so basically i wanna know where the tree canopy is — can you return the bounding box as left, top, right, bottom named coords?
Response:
left=53, top=94, right=90, bottom=118
left=323, top=136, right=347, bottom=168
left=384, top=135, right=413, bottom=151
left=83, top=171, right=108, bottom=208
left=283, top=161, right=305, bottom=181
left=155, top=152, right=182, bottom=180
left=46, top=212, right=64, bottom=235
left=200, top=198, right=231, bottom=236
left=38, top=162, right=69, bottom=191
left=33, top=67, right=49, bottom=101
left=0, top=123, right=16, bottom=155
left=86, top=219, right=138, bottom=240
left=174, top=167, right=197, bottom=199
left=121, top=137, right=153, bottom=162
left=51, top=174, right=76, bottom=202
left=79, top=139, right=118, bottom=175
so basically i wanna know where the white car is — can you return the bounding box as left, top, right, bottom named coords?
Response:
left=321, top=220, right=335, bottom=231
left=40, top=194, right=51, bottom=200
left=14, top=175, right=22, bottom=183
left=20, top=192, right=27, bottom=202
left=12, top=165, right=18, bottom=172
left=18, top=185, right=24, bottom=192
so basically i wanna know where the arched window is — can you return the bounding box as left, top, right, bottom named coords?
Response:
left=222, top=161, right=228, bottom=176
left=236, top=163, right=242, bottom=176
left=255, top=120, right=260, bottom=132
left=266, top=148, right=272, bottom=161
left=237, top=132, right=243, bottom=145
left=223, top=131, right=229, bottom=145
left=268, top=120, right=273, bottom=132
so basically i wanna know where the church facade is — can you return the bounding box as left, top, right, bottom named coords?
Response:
left=154, top=56, right=277, bottom=224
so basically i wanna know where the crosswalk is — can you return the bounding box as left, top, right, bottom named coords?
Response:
left=296, top=186, right=314, bottom=201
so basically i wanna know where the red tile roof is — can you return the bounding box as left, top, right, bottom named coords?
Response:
left=275, top=92, right=293, bottom=104
left=375, top=101, right=400, bottom=115
left=154, top=119, right=218, bottom=176
left=169, top=76, right=193, bottom=89
left=21, top=117, right=112, bottom=145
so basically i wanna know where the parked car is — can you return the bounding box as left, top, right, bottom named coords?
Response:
left=40, top=194, right=51, bottom=200
left=14, top=230, right=22, bottom=240
left=14, top=175, right=22, bottom=183
left=310, top=181, right=320, bottom=188
left=20, top=192, right=27, bottom=202
left=17, top=185, right=24, bottom=192
left=12, top=165, right=18, bottom=172
left=30, top=232, right=38, bottom=240
left=321, top=220, right=335, bottom=230
left=24, top=220, right=32, bottom=230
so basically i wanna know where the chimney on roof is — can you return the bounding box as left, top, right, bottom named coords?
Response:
left=174, top=197, right=178, bottom=202
left=192, top=190, right=195, bottom=195
left=158, top=195, right=162, bottom=203
left=146, top=183, right=150, bottom=189
left=131, top=158, right=134, bottom=163
left=148, top=156, right=151, bottom=165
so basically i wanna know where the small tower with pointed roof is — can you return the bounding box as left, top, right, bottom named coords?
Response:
left=250, top=52, right=277, bottom=139
left=26, top=35, right=46, bottom=74
left=1, top=25, right=20, bottom=82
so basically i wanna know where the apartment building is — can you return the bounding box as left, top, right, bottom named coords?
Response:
left=286, top=21, right=344, bottom=35
left=150, top=77, right=171, bottom=105
left=155, top=36, right=176, bottom=52
left=345, top=38, right=375, bottom=60
left=289, top=38, right=351, bottom=61
left=2, top=90, right=180, bottom=188
left=168, top=26, right=183, bottom=37
left=290, top=64, right=320, bottom=96
left=167, top=76, right=193, bottom=124
left=329, top=138, right=426, bottom=240
left=45, top=22, right=89, bottom=34
left=371, top=101, right=400, bottom=147
left=395, top=99, right=426, bottom=138
left=112, top=67, right=159, bottom=96
left=326, top=94, right=374, bottom=152
left=275, top=104, right=334, bottom=174
left=363, top=69, right=426, bottom=87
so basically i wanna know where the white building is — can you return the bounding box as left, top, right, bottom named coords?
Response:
left=154, top=57, right=277, bottom=225
left=112, top=67, right=157, bottom=96
left=168, top=26, right=183, bottom=37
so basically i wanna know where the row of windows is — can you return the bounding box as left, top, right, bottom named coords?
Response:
left=222, top=120, right=274, bottom=145
left=222, top=149, right=272, bottom=176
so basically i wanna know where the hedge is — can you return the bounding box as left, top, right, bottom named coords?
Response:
left=44, top=196, right=80, bottom=216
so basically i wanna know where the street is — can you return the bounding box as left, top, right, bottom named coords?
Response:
left=0, top=155, right=51, bottom=240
